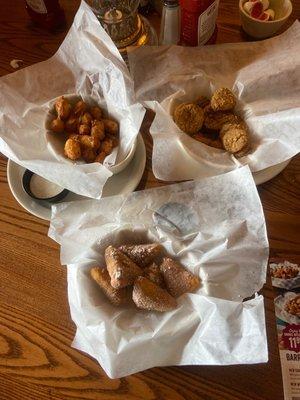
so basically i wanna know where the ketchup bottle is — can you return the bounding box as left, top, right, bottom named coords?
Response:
left=180, top=0, right=219, bottom=46
left=25, top=0, right=66, bottom=31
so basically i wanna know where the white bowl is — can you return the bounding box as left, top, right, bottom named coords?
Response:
left=45, top=94, right=137, bottom=175
left=239, top=0, right=292, bottom=39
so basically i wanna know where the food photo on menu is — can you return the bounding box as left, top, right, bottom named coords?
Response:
left=0, top=1, right=299, bottom=400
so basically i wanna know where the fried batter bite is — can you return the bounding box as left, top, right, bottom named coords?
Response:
left=100, top=138, right=114, bottom=155
left=107, top=135, right=119, bottom=148
left=234, top=144, right=251, bottom=158
left=90, top=267, right=131, bottom=306
left=194, top=96, right=210, bottom=109
left=65, top=115, right=79, bottom=133
left=144, top=263, right=165, bottom=288
left=50, top=118, right=64, bottom=133
left=95, top=151, right=106, bottom=164
left=118, top=243, right=163, bottom=268
left=132, top=277, right=177, bottom=312
left=103, top=119, right=119, bottom=136
left=73, top=100, right=87, bottom=116
left=220, top=123, right=249, bottom=154
left=79, top=135, right=100, bottom=150
left=80, top=112, right=93, bottom=126
left=90, top=106, right=103, bottom=120
left=211, top=88, right=236, bottom=112
left=105, top=245, right=143, bottom=289
left=193, top=132, right=223, bottom=149
left=79, top=124, right=90, bottom=135
left=82, top=147, right=96, bottom=163
left=55, top=96, right=72, bottom=120
left=91, top=120, right=105, bottom=141
left=173, top=103, right=204, bottom=135
left=64, top=138, right=81, bottom=160
left=204, top=108, right=242, bottom=131
left=68, top=133, right=80, bottom=141
left=160, top=258, right=200, bottom=298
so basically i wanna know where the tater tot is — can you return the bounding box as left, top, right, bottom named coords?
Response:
left=50, top=118, right=64, bottom=133
left=103, top=119, right=119, bottom=135
left=64, top=138, right=81, bottom=160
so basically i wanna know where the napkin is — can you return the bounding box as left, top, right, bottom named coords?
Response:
left=128, top=22, right=300, bottom=181
left=49, top=166, right=269, bottom=378
left=0, top=1, right=145, bottom=198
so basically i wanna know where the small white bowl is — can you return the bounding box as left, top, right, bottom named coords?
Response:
left=45, top=94, right=137, bottom=175
left=239, top=0, right=292, bottom=39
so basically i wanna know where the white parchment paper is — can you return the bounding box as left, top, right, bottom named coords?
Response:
left=0, top=1, right=145, bottom=198
left=49, top=166, right=269, bottom=378
left=128, top=22, right=300, bottom=181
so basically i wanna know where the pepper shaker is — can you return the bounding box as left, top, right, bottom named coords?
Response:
left=159, top=0, right=180, bottom=45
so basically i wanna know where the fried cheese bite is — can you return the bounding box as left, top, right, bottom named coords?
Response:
left=105, top=245, right=143, bottom=289
left=90, top=267, right=131, bottom=306
left=160, top=258, right=200, bottom=298
left=144, top=263, right=165, bottom=288
left=118, top=243, right=163, bottom=268
left=133, top=276, right=177, bottom=312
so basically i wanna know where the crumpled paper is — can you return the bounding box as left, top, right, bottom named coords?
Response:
left=49, top=166, right=269, bottom=378
left=128, top=22, right=300, bottom=181
left=0, top=0, right=145, bottom=198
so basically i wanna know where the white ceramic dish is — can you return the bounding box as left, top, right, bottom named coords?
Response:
left=7, top=134, right=146, bottom=221
left=253, top=158, right=290, bottom=185
left=46, top=94, right=137, bottom=175
left=239, top=0, right=292, bottom=39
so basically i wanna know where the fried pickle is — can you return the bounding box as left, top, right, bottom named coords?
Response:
left=211, top=88, right=236, bottom=112
left=174, top=103, right=204, bottom=135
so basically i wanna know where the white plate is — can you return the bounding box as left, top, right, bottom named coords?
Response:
left=252, top=159, right=291, bottom=185
left=275, top=293, right=300, bottom=325
left=7, top=134, right=146, bottom=221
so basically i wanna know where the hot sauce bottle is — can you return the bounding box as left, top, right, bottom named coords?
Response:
left=25, top=0, right=66, bottom=31
left=179, top=0, right=219, bottom=46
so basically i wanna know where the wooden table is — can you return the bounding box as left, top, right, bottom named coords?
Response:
left=0, top=1, right=299, bottom=399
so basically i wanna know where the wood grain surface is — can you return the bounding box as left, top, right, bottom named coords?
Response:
left=0, top=1, right=299, bottom=399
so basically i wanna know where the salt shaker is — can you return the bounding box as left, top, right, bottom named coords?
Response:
left=159, top=0, right=180, bottom=45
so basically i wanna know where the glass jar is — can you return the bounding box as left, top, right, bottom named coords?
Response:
left=86, top=0, right=142, bottom=48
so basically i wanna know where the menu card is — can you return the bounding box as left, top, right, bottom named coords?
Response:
left=271, top=259, right=300, bottom=400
